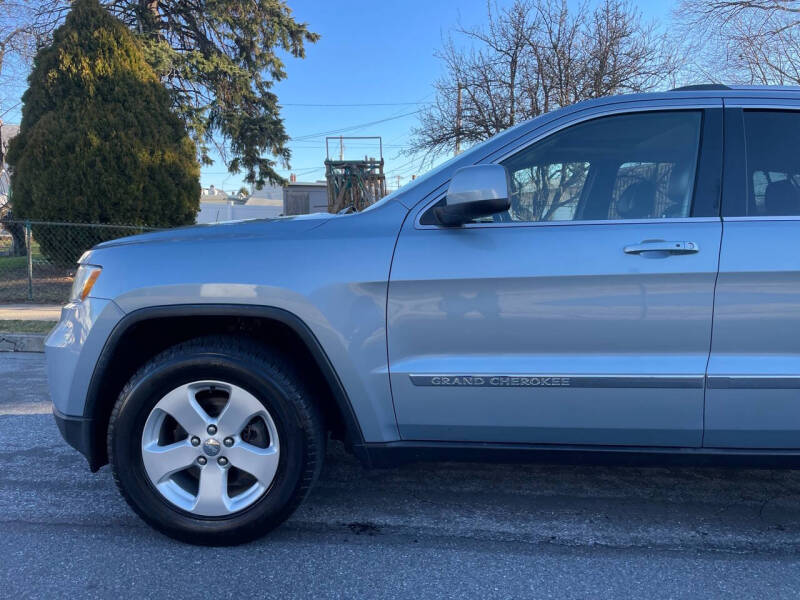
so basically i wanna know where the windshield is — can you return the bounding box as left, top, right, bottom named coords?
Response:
left=364, top=117, right=540, bottom=212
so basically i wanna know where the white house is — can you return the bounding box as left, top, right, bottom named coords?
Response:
left=197, top=180, right=329, bottom=223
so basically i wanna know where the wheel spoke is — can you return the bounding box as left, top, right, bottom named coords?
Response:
left=216, top=386, right=265, bottom=436
left=142, top=379, right=281, bottom=517
left=193, top=464, right=230, bottom=516
left=142, top=440, right=196, bottom=483
left=154, top=385, right=210, bottom=434
left=226, top=442, right=279, bottom=487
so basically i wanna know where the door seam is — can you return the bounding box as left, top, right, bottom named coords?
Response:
left=702, top=218, right=724, bottom=448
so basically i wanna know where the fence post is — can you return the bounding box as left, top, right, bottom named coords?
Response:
left=25, top=220, right=33, bottom=302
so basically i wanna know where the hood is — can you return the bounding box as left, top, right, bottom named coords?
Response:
left=93, top=212, right=337, bottom=251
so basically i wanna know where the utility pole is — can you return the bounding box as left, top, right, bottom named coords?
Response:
left=395, top=175, right=401, bottom=190
left=339, top=136, right=344, bottom=161
left=455, top=83, right=462, bottom=156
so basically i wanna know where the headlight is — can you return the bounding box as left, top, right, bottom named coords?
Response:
left=70, top=264, right=102, bottom=302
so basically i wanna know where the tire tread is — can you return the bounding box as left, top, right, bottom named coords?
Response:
left=107, top=334, right=325, bottom=545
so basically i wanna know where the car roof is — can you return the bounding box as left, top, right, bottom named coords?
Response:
left=569, top=84, right=800, bottom=109
left=525, top=85, right=800, bottom=123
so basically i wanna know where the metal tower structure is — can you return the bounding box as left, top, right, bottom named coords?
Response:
left=324, top=136, right=387, bottom=213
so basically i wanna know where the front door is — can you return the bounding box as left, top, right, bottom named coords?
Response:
left=387, top=107, right=723, bottom=447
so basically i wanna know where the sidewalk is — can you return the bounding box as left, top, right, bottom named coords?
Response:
left=0, top=304, right=61, bottom=321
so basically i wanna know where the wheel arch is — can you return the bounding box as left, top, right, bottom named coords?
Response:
left=84, top=304, right=367, bottom=471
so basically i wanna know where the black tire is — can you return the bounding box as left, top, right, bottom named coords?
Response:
left=108, top=335, right=325, bottom=546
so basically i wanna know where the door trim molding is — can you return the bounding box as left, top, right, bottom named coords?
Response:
left=415, top=213, right=721, bottom=230
left=707, top=376, right=800, bottom=389
left=409, top=374, right=705, bottom=389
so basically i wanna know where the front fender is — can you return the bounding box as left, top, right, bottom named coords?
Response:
left=83, top=201, right=410, bottom=444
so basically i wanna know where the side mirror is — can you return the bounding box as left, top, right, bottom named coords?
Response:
left=434, top=164, right=512, bottom=227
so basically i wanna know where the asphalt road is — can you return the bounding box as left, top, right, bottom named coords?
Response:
left=4, top=352, right=800, bottom=598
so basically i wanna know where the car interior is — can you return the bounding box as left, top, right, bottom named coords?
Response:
left=498, top=111, right=703, bottom=223
left=744, top=110, right=800, bottom=217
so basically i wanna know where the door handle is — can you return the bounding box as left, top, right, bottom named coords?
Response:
left=624, top=240, right=700, bottom=255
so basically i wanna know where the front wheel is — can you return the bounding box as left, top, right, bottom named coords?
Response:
left=108, top=336, right=324, bottom=545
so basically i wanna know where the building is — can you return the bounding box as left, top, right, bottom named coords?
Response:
left=196, top=179, right=328, bottom=224
left=283, top=181, right=328, bottom=215
left=0, top=123, right=20, bottom=210
left=197, top=185, right=237, bottom=223
left=241, top=182, right=283, bottom=220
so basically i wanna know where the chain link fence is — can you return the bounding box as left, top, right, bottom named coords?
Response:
left=0, top=220, right=158, bottom=304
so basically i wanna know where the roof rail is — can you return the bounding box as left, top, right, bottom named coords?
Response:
left=671, top=84, right=731, bottom=91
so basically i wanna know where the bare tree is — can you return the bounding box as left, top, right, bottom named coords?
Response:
left=0, top=1, right=39, bottom=89
left=678, top=0, right=800, bottom=85
left=0, top=2, right=51, bottom=257
left=0, top=1, right=40, bottom=244
left=410, top=0, right=681, bottom=158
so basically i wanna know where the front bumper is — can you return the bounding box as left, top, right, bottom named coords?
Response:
left=52, top=407, right=100, bottom=470
left=46, top=297, right=125, bottom=469
left=45, top=298, right=124, bottom=416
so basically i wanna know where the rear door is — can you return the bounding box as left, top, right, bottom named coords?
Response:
left=387, top=105, right=724, bottom=447
left=706, top=103, right=800, bottom=448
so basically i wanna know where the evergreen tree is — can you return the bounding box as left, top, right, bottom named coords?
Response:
left=34, top=0, right=319, bottom=188
left=8, top=0, right=200, bottom=263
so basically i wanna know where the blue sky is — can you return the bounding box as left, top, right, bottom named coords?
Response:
left=222, top=0, right=673, bottom=194
left=2, top=1, right=674, bottom=194
left=209, top=0, right=478, bottom=193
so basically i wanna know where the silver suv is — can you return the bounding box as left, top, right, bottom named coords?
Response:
left=47, top=85, right=800, bottom=544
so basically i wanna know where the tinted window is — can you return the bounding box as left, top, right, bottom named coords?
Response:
left=495, top=111, right=702, bottom=223
left=743, top=111, right=800, bottom=217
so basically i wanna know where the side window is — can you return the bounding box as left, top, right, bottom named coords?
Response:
left=498, top=111, right=703, bottom=223
left=611, top=162, right=691, bottom=219
left=499, top=162, right=589, bottom=222
left=743, top=111, right=800, bottom=216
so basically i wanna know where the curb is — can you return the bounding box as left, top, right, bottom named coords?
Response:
left=0, top=333, right=45, bottom=353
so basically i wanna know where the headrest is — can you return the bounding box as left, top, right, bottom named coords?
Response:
left=617, top=180, right=656, bottom=219
left=765, top=179, right=800, bottom=216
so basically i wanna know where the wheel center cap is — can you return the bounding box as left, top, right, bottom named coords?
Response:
left=202, top=438, right=221, bottom=457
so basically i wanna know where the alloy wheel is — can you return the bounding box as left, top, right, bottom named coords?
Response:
left=141, top=380, right=280, bottom=517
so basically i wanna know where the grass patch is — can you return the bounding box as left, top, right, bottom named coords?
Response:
left=0, top=255, right=27, bottom=270
left=0, top=254, right=74, bottom=304
left=0, top=319, right=57, bottom=334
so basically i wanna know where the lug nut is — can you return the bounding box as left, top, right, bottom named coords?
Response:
left=218, top=457, right=228, bottom=466
left=223, top=437, right=234, bottom=447
left=207, top=425, right=217, bottom=435
left=190, top=436, right=201, bottom=447
left=197, top=456, right=207, bottom=465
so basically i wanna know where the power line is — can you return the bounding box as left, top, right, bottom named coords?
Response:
left=291, top=110, right=421, bottom=142
left=282, top=102, right=430, bottom=107
left=287, top=143, right=409, bottom=149
left=290, top=166, right=325, bottom=175
left=385, top=154, right=425, bottom=176
left=0, top=102, right=22, bottom=119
